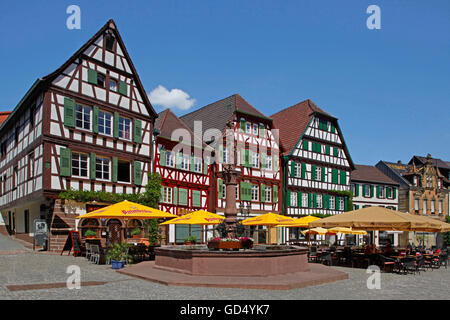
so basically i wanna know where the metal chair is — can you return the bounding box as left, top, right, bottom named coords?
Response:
left=378, top=255, right=396, bottom=273
left=85, top=242, right=92, bottom=260
left=90, top=244, right=101, bottom=264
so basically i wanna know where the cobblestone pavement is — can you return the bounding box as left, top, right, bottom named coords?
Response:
left=0, top=235, right=449, bottom=300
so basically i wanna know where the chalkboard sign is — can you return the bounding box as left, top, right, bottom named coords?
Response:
left=60, top=231, right=82, bottom=257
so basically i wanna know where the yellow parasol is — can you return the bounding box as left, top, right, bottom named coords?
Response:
left=276, top=215, right=322, bottom=228
left=77, top=200, right=177, bottom=220
left=327, top=227, right=367, bottom=235
left=159, top=210, right=225, bottom=225
left=241, top=213, right=298, bottom=226
left=302, top=227, right=329, bottom=235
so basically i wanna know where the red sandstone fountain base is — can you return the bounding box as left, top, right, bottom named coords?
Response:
left=117, top=245, right=349, bottom=290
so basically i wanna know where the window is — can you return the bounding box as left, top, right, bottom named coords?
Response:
left=290, top=192, right=297, bottom=207
left=414, top=199, right=419, bottom=212
left=165, top=151, right=175, bottom=167
left=265, top=186, right=272, bottom=203
left=413, top=176, right=418, bottom=186
left=426, top=176, right=432, bottom=188
left=317, top=195, right=323, bottom=209
left=118, top=116, right=131, bottom=140
left=266, top=155, right=272, bottom=170
left=315, top=167, right=321, bottom=181
left=246, top=122, right=252, bottom=134
left=75, top=104, right=91, bottom=130
left=339, top=197, right=345, bottom=211
left=180, top=154, right=189, bottom=171
left=295, top=163, right=301, bottom=177
left=109, top=79, right=118, bottom=92
left=105, top=33, right=116, bottom=51
left=302, top=193, right=308, bottom=207
left=386, top=187, right=392, bottom=198
left=422, top=199, right=427, bottom=214
left=96, top=157, right=110, bottom=180
left=97, top=74, right=106, bottom=88
left=252, top=124, right=258, bottom=135
left=439, top=200, right=443, bottom=214
left=251, top=185, right=259, bottom=201
left=28, top=152, right=34, bottom=180
left=329, top=196, right=335, bottom=210
left=72, top=152, right=89, bottom=178
left=378, top=186, right=384, bottom=198
left=222, top=147, right=228, bottom=164
left=117, top=160, right=131, bottom=183
left=431, top=200, right=435, bottom=214
left=364, top=185, right=370, bottom=197
left=98, top=111, right=112, bottom=135
left=162, top=186, right=172, bottom=204
left=437, top=179, right=441, bottom=189
left=13, top=166, right=18, bottom=189
left=251, top=152, right=259, bottom=168
left=194, top=157, right=202, bottom=173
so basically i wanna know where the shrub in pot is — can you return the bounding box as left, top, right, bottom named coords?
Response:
left=106, top=242, right=132, bottom=269
left=131, top=228, right=141, bottom=239
left=184, top=235, right=197, bottom=245
left=84, top=230, right=97, bottom=239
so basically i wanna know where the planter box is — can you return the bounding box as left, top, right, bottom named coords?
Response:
left=207, top=241, right=242, bottom=250
left=111, top=260, right=125, bottom=269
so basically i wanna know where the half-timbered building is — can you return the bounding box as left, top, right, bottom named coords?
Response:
left=0, top=20, right=157, bottom=251
left=153, top=108, right=212, bottom=243
left=271, top=99, right=355, bottom=241
left=181, top=94, right=283, bottom=243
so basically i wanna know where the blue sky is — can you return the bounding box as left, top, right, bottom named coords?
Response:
left=0, top=0, right=449, bottom=166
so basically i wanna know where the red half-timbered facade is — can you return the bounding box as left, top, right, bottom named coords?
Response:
left=0, top=20, right=157, bottom=250
left=181, top=94, right=283, bottom=243
left=154, top=109, right=212, bottom=243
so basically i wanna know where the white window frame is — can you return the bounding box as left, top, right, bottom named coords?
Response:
left=266, top=155, right=272, bottom=171
left=315, top=167, right=321, bottom=181
left=414, top=199, right=419, bottom=211
left=109, top=78, right=118, bottom=92
left=95, top=156, right=111, bottom=181
left=75, top=104, right=92, bottom=131
left=302, top=193, right=308, bottom=208
left=290, top=192, right=297, bottom=207
left=431, top=200, right=435, bottom=214
left=317, top=194, right=323, bottom=209
left=251, top=184, right=259, bottom=202
left=339, top=197, right=345, bottom=211
left=118, top=116, right=132, bottom=141
left=252, top=152, right=259, bottom=169
left=246, top=122, right=252, bottom=134
left=165, top=151, right=175, bottom=168
left=222, top=147, right=228, bottom=164
left=423, top=199, right=427, bottom=213
left=295, top=163, right=301, bottom=177
left=329, top=196, right=335, bottom=210
left=378, top=186, right=384, bottom=198
left=439, top=200, right=443, bottom=214
left=180, top=154, right=190, bottom=171
left=162, top=186, right=172, bottom=204
left=364, top=185, right=370, bottom=197
left=98, top=110, right=112, bottom=136
left=265, top=186, right=272, bottom=203
left=71, top=152, right=89, bottom=178
left=252, top=124, right=258, bottom=135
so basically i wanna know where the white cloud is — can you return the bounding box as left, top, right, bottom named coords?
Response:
left=148, top=85, right=196, bottom=110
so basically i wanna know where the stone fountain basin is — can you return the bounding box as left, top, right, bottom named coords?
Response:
left=154, top=245, right=309, bottom=276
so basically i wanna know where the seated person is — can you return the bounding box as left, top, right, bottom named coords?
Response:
left=384, top=239, right=393, bottom=255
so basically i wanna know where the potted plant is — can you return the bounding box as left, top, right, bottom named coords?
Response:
left=131, top=227, right=141, bottom=239
left=106, top=242, right=132, bottom=270
left=184, top=235, right=198, bottom=245
left=220, top=237, right=242, bottom=250
left=84, top=230, right=97, bottom=239
left=207, top=237, right=221, bottom=250
left=240, top=237, right=254, bottom=249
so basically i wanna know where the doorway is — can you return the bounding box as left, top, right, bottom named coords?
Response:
left=24, top=210, right=29, bottom=234
left=106, top=219, right=123, bottom=246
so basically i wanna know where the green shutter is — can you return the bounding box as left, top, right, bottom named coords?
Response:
left=175, top=225, right=189, bottom=243
left=119, top=80, right=128, bottom=96
left=323, top=194, right=329, bottom=209
left=321, top=167, right=326, bottom=182
left=218, top=179, right=224, bottom=199
left=273, top=185, right=278, bottom=203
left=335, top=196, right=340, bottom=210
left=134, top=161, right=142, bottom=186
left=301, top=163, right=306, bottom=179
left=87, top=69, right=98, bottom=85
left=313, top=194, right=317, bottom=208
left=311, top=165, right=316, bottom=180
left=355, top=205, right=359, bottom=210
left=354, top=184, right=359, bottom=197
left=340, top=170, right=346, bottom=185
left=63, top=98, right=75, bottom=128
left=325, top=145, right=330, bottom=155
left=303, top=140, right=309, bottom=151
left=240, top=120, right=246, bottom=132
left=333, top=147, right=338, bottom=157
left=179, top=188, right=188, bottom=205
left=376, top=186, right=380, bottom=198
left=190, top=156, right=195, bottom=172
left=298, top=192, right=302, bottom=208
left=274, top=156, right=279, bottom=172
left=331, top=124, right=335, bottom=133
left=370, top=185, right=374, bottom=197
left=287, top=191, right=291, bottom=207
left=173, top=187, right=178, bottom=205
left=393, top=187, right=397, bottom=199
left=203, top=159, right=208, bottom=175
left=90, top=153, right=96, bottom=180
left=261, top=184, right=266, bottom=203
left=219, top=145, right=224, bottom=164
left=316, top=143, right=321, bottom=153
left=308, top=193, right=313, bottom=208
left=114, top=112, right=119, bottom=138
left=134, top=119, right=142, bottom=144
left=362, top=185, right=366, bottom=196
left=259, top=125, right=265, bottom=138
left=159, top=149, right=166, bottom=166
left=93, top=106, right=99, bottom=133
left=112, top=157, right=118, bottom=182
left=332, top=169, right=338, bottom=184
left=193, top=190, right=201, bottom=207
left=60, top=148, right=71, bottom=177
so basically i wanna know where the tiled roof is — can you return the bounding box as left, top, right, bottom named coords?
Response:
left=155, top=109, right=207, bottom=149
left=0, top=111, right=11, bottom=125
left=180, top=94, right=270, bottom=145
left=270, top=99, right=335, bottom=155
left=409, top=155, right=450, bottom=170
left=351, top=164, right=399, bottom=185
